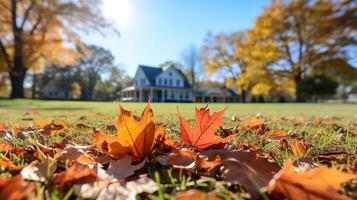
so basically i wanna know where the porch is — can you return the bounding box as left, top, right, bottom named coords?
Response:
left=121, top=86, right=193, bottom=102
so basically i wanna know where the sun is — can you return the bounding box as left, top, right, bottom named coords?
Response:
left=101, top=0, right=131, bottom=26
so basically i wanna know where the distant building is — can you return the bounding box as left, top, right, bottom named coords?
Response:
left=195, top=87, right=239, bottom=103
left=347, top=87, right=357, bottom=103
left=40, top=84, right=71, bottom=100
left=122, top=65, right=240, bottom=103
left=121, top=65, right=194, bottom=102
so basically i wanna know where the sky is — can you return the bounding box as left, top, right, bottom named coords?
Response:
left=83, top=0, right=270, bottom=77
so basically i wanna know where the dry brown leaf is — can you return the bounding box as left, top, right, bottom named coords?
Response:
left=51, top=162, right=98, bottom=189
left=264, top=129, right=288, bottom=139
left=74, top=176, right=158, bottom=200
left=57, top=144, right=96, bottom=166
left=268, top=160, right=357, bottom=200
left=289, top=139, right=308, bottom=157
left=21, top=158, right=57, bottom=182
left=0, top=175, right=35, bottom=200
left=106, top=155, right=146, bottom=179
left=0, top=140, right=13, bottom=152
left=175, top=189, right=221, bottom=200
left=0, top=157, right=24, bottom=173
left=156, top=149, right=197, bottom=170
left=200, top=150, right=280, bottom=198
left=42, top=122, right=65, bottom=135
left=313, top=117, right=322, bottom=126
left=243, top=118, right=265, bottom=129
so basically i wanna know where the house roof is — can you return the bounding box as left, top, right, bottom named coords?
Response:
left=194, top=87, right=238, bottom=97
left=138, top=65, right=192, bottom=88
left=139, top=65, right=163, bottom=85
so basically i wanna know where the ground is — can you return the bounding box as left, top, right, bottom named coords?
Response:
left=0, top=99, right=356, bottom=199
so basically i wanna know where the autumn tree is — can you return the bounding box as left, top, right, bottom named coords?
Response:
left=0, top=0, right=114, bottom=98
left=250, top=0, right=357, bottom=101
left=76, top=45, right=115, bottom=100
left=181, top=45, right=202, bottom=89
left=201, top=32, right=249, bottom=102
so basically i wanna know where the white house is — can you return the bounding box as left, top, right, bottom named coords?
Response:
left=121, top=65, right=194, bottom=102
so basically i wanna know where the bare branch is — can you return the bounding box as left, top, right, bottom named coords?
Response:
left=0, top=39, right=12, bottom=69
left=20, top=0, right=35, bottom=30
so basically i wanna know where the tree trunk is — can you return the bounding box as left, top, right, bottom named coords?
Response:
left=241, top=89, right=246, bottom=103
left=10, top=0, right=27, bottom=99
left=10, top=68, right=27, bottom=98
left=294, top=72, right=303, bottom=102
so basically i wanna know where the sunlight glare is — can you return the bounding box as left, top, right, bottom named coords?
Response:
left=101, top=0, right=132, bottom=26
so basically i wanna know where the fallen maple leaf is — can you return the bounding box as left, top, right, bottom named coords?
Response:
left=313, top=117, right=322, bottom=126
left=289, top=139, right=308, bottom=157
left=243, top=118, right=265, bottom=130
left=0, top=175, right=35, bottom=200
left=0, top=140, right=13, bottom=152
left=92, top=131, right=130, bottom=158
left=0, top=157, right=24, bottom=173
left=95, top=103, right=164, bottom=159
left=175, top=189, right=221, bottom=200
left=51, top=162, right=98, bottom=189
left=179, top=105, right=234, bottom=150
left=268, top=160, right=357, bottom=200
left=264, top=129, right=288, bottom=139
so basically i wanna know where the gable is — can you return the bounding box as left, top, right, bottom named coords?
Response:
left=156, top=66, right=188, bottom=87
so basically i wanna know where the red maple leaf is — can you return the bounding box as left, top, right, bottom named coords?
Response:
left=179, top=105, right=234, bottom=150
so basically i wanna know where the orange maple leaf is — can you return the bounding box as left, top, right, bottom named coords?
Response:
left=268, top=160, right=357, bottom=200
left=94, top=103, right=164, bottom=159
left=179, top=105, right=233, bottom=150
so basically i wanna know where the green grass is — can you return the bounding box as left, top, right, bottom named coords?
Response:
left=1, top=99, right=356, bottom=122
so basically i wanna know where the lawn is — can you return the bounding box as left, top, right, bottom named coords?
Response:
left=1, top=99, right=357, bottom=122
left=0, top=99, right=356, bottom=199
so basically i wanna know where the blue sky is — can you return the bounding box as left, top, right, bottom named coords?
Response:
left=83, top=0, right=270, bottom=77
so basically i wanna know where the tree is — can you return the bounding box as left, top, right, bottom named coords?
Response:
left=181, top=45, right=201, bottom=89
left=0, top=0, right=114, bottom=98
left=250, top=0, right=356, bottom=101
left=71, top=82, right=81, bottom=100
left=92, top=67, right=128, bottom=101
left=201, top=31, right=279, bottom=102
left=201, top=32, right=249, bottom=102
left=76, top=45, right=115, bottom=100
left=297, top=75, right=339, bottom=101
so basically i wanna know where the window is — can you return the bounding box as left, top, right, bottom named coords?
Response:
left=158, top=78, right=162, bottom=85
left=180, top=91, right=183, bottom=99
left=164, top=90, right=168, bottom=98
left=169, top=72, right=172, bottom=76
left=164, top=79, right=167, bottom=85
left=185, top=91, right=189, bottom=99
left=176, top=80, right=180, bottom=86
left=171, top=92, right=174, bottom=98
left=169, top=79, right=172, bottom=86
